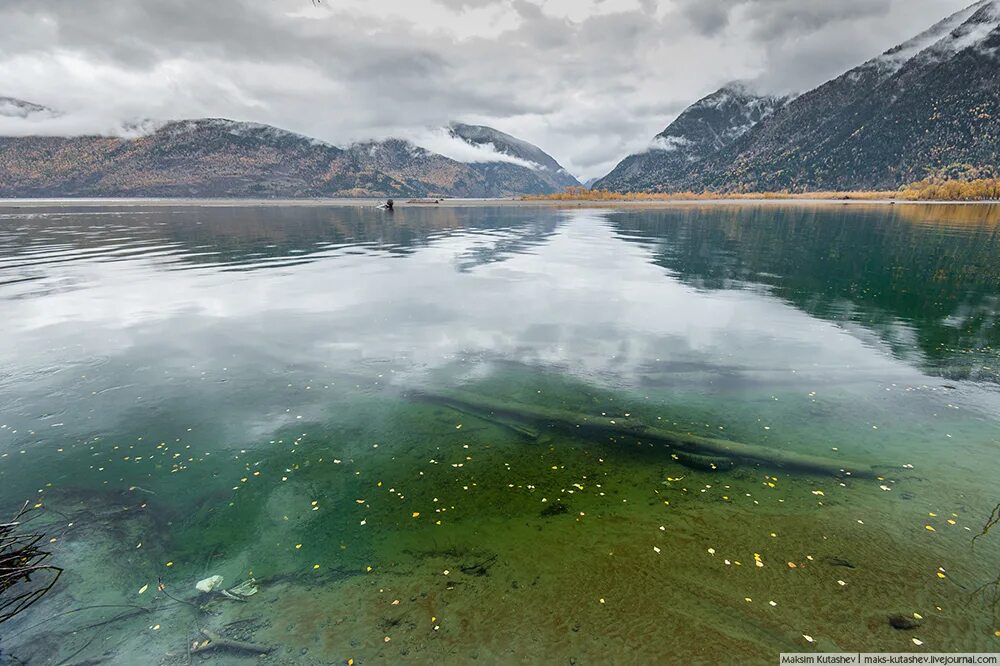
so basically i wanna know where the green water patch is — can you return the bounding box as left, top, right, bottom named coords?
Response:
left=4, top=369, right=1000, bottom=663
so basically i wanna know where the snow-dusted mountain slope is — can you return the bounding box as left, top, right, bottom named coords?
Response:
left=597, top=0, right=1000, bottom=192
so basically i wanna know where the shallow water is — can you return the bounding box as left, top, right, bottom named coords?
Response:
left=1, top=202, right=999, bottom=665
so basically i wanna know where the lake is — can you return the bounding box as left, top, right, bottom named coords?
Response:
left=1, top=202, right=999, bottom=664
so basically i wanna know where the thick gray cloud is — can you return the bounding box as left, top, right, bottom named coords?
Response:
left=0, top=0, right=973, bottom=179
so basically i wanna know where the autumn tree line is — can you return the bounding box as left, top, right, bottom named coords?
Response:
left=528, top=177, right=1000, bottom=202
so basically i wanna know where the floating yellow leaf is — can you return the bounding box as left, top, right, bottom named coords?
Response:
left=165, top=561, right=173, bottom=567
left=152, top=624, right=161, bottom=631
left=138, top=584, right=148, bottom=595
left=295, top=544, right=302, bottom=549
left=313, top=564, right=320, bottom=570
left=412, top=512, right=420, bottom=518
left=925, top=525, right=936, bottom=532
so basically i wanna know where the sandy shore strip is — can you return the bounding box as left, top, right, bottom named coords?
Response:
left=1, top=196, right=999, bottom=210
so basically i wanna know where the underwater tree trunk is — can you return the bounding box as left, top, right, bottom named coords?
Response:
left=413, top=389, right=877, bottom=478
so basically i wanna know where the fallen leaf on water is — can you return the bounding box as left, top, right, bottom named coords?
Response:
left=412, top=512, right=420, bottom=518
left=803, top=635, right=814, bottom=643
left=925, top=526, right=936, bottom=532
left=138, top=584, right=148, bottom=595
left=912, top=638, right=924, bottom=646
left=653, top=546, right=661, bottom=554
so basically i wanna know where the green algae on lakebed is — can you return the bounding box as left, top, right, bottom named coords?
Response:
left=1, top=203, right=999, bottom=664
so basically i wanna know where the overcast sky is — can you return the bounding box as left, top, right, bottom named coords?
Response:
left=0, top=0, right=974, bottom=179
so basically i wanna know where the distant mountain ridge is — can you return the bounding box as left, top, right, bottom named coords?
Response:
left=448, top=122, right=580, bottom=192
left=0, top=110, right=579, bottom=198
left=0, top=97, right=55, bottom=119
left=593, top=82, right=791, bottom=192
left=597, top=0, right=1000, bottom=193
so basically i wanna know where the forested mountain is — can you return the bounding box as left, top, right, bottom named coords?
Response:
left=598, top=0, right=1000, bottom=193
left=593, top=83, right=790, bottom=192
left=0, top=114, right=578, bottom=198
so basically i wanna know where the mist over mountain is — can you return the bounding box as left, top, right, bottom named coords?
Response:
left=0, top=97, right=54, bottom=119
left=593, top=82, right=791, bottom=192
left=0, top=112, right=579, bottom=198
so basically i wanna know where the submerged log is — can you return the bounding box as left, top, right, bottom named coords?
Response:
left=191, top=628, right=272, bottom=656
left=413, top=390, right=875, bottom=478
left=430, top=397, right=539, bottom=439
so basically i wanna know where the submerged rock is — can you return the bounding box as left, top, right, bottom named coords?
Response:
left=540, top=502, right=569, bottom=517
left=196, top=575, right=224, bottom=593
left=888, top=614, right=922, bottom=630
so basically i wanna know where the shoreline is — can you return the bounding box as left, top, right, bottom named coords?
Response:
left=0, top=196, right=999, bottom=210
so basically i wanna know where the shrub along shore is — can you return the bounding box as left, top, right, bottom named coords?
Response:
left=525, top=178, right=1000, bottom=203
